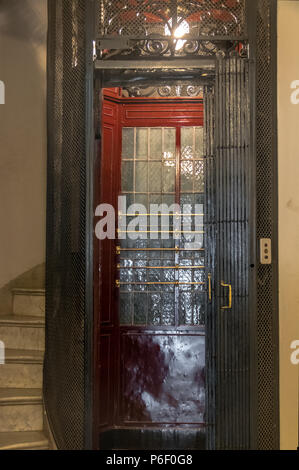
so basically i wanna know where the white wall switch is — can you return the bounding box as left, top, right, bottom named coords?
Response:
left=260, top=238, right=272, bottom=265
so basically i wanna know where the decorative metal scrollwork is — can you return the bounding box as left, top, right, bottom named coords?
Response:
left=98, top=0, right=247, bottom=59
left=122, top=84, right=203, bottom=98
left=158, top=85, right=173, bottom=97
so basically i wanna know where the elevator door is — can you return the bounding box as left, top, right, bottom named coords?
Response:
left=118, top=125, right=206, bottom=428
left=97, top=96, right=208, bottom=449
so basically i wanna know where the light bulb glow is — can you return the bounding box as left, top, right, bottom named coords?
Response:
left=174, top=20, right=189, bottom=39
left=165, top=18, right=190, bottom=51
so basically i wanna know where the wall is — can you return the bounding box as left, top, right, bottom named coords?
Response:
left=278, top=0, right=299, bottom=450
left=0, top=0, right=47, bottom=290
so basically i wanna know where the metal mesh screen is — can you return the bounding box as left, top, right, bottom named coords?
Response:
left=98, top=0, right=246, bottom=37
left=255, top=0, right=279, bottom=450
left=45, top=0, right=91, bottom=450
left=97, top=0, right=247, bottom=58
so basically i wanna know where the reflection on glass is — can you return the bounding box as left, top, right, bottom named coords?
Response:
left=164, top=128, right=176, bottom=160
left=181, top=161, right=194, bottom=192
left=181, top=127, right=194, bottom=160
left=163, top=163, right=175, bottom=193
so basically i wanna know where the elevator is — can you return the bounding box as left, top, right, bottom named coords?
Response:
left=45, top=0, right=279, bottom=450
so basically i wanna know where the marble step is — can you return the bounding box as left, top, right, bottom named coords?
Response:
left=12, top=289, right=45, bottom=317
left=0, top=388, right=43, bottom=433
left=0, top=431, right=48, bottom=450
left=0, top=316, right=45, bottom=351
left=0, top=388, right=42, bottom=406
left=0, top=349, right=44, bottom=389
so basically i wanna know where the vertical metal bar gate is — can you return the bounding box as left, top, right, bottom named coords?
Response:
left=205, top=58, right=251, bottom=450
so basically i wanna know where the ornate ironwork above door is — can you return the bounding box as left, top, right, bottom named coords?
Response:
left=122, top=84, right=203, bottom=97
left=96, top=0, right=248, bottom=60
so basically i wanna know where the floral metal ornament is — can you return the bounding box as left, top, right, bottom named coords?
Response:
left=97, top=0, right=247, bottom=59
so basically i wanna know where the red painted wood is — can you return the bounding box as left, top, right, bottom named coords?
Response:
left=103, top=87, right=122, bottom=100
left=95, top=97, right=122, bottom=431
left=100, top=101, right=119, bottom=326
left=95, top=91, right=206, bottom=443
left=121, top=102, right=204, bottom=127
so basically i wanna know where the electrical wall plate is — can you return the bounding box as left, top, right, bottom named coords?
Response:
left=260, top=238, right=272, bottom=265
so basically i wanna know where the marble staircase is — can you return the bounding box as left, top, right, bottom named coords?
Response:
left=0, top=289, right=48, bottom=450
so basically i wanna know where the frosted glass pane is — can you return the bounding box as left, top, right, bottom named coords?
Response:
left=181, top=161, right=194, bottom=192
left=164, top=128, right=176, bottom=160
left=181, top=127, right=194, bottom=160
left=163, top=162, right=175, bottom=193
left=134, top=194, right=148, bottom=208
left=135, top=162, right=148, bottom=192
left=162, top=194, right=175, bottom=206
left=120, top=293, right=132, bottom=325
left=161, top=293, right=175, bottom=326
left=148, top=293, right=162, bottom=325
left=120, top=267, right=134, bottom=283
left=149, top=162, right=162, bottom=192
left=195, top=127, right=204, bottom=157
left=194, top=160, right=205, bottom=192
left=136, top=128, right=148, bottom=159
left=150, top=128, right=162, bottom=159
left=122, top=161, right=134, bottom=192
left=179, top=292, right=193, bottom=325
left=181, top=127, right=193, bottom=147
left=122, top=128, right=134, bottom=159
left=162, top=268, right=175, bottom=283
left=180, top=193, right=194, bottom=207
left=193, top=293, right=205, bottom=325
left=119, top=126, right=206, bottom=328
left=134, top=293, right=148, bottom=325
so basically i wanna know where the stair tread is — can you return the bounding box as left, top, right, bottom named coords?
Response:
left=0, top=431, right=48, bottom=450
left=0, top=388, right=42, bottom=405
left=12, top=288, right=45, bottom=295
left=0, top=315, right=45, bottom=327
left=5, top=349, right=44, bottom=364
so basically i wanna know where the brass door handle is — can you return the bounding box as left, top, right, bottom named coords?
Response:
left=221, top=281, right=232, bottom=310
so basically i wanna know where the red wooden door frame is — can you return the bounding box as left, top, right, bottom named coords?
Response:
left=93, top=89, right=204, bottom=447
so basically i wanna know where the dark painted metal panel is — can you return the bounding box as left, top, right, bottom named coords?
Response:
left=205, top=58, right=251, bottom=449
left=204, top=86, right=216, bottom=450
